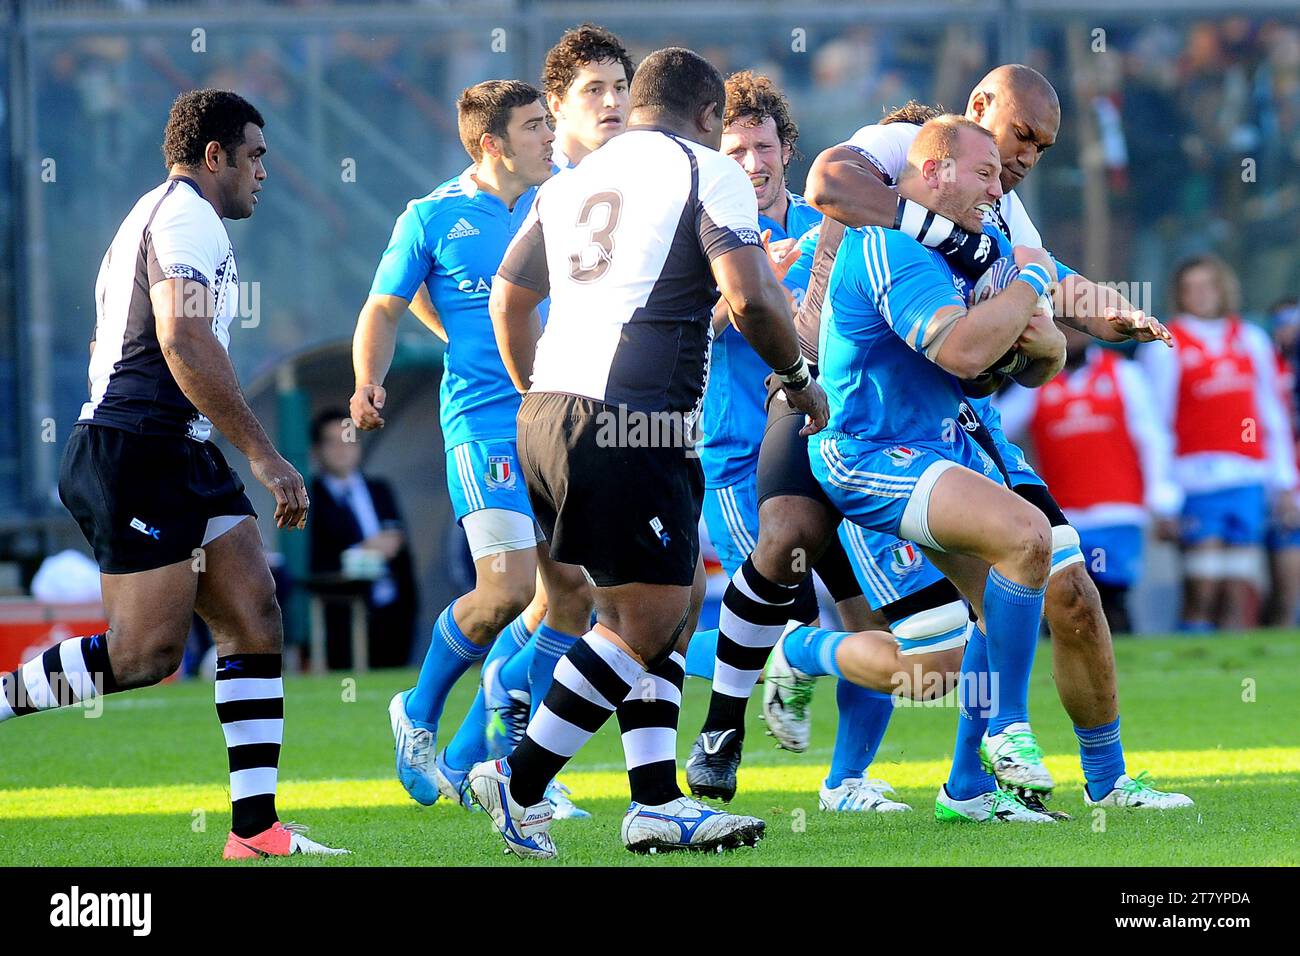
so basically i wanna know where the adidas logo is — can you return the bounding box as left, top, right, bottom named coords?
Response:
left=447, top=217, right=480, bottom=239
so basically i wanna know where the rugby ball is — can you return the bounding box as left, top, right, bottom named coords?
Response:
left=960, top=256, right=1048, bottom=396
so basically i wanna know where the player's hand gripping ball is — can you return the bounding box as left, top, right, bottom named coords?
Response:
left=959, top=255, right=1051, bottom=397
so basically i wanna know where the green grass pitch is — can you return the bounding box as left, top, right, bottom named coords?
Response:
left=1, top=633, right=1296, bottom=866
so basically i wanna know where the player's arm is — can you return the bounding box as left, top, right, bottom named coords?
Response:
left=933, top=246, right=1057, bottom=379
left=492, top=204, right=548, bottom=393
left=711, top=230, right=801, bottom=335
left=489, top=278, right=545, bottom=393
left=152, top=279, right=307, bottom=529
left=712, top=245, right=827, bottom=434
left=352, top=205, right=437, bottom=429
left=408, top=284, right=448, bottom=343
left=804, top=145, right=901, bottom=227
left=351, top=293, right=412, bottom=429
left=1010, top=308, right=1067, bottom=387
left=1054, top=271, right=1172, bottom=347
left=806, top=141, right=996, bottom=277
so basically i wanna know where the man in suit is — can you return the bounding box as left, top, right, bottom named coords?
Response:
left=309, top=409, right=418, bottom=669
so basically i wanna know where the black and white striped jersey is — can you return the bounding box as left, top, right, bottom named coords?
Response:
left=80, top=176, right=239, bottom=442
left=498, top=127, right=763, bottom=416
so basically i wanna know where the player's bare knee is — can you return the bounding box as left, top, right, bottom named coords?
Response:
left=1047, top=563, right=1107, bottom=644
left=1004, top=508, right=1052, bottom=584
left=754, top=521, right=817, bottom=586
left=113, top=627, right=187, bottom=686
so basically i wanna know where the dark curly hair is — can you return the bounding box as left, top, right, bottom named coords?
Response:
left=724, top=70, right=800, bottom=165
left=162, top=89, right=264, bottom=169
left=542, top=23, right=634, bottom=99
left=881, top=99, right=944, bottom=126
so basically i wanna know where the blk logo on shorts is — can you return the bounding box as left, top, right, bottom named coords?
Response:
left=129, top=517, right=161, bottom=540
left=649, top=516, right=670, bottom=547
left=484, top=456, right=516, bottom=490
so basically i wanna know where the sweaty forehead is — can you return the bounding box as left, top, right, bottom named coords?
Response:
left=722, top=114, right=780, bottom=147
left=570, top=59, right=628, bottom=89
left=1003, top=92, right=1059, bottom=140
left=511, top=99, right=549, bottom=125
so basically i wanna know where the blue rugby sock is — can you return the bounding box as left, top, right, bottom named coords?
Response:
left=781, top=626, right=847, bottom=678
left=982, top=568, right=1045, bottom=735
left=443, top=614, right=533, bottom=771
left=946, top=625, right=997, bottom=800
left=526, top=623, right=580, bottom=718
left=406, top=600, right=488, bottom=727
left=826, top=680, right=894, bottom=788
left=498, top=637, right=535, bottom=696
left=683, top=629, right=719, bottom=679
left=1076, top=716, right=1127, bottom=801
left=443, top=686, right=489, bottom=771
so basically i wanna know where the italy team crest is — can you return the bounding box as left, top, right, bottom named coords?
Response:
left=885, top=445, right=918, bottom=467
left=485, top=455, right=516, bottom=490
left=888, top=541, right=922, bottom=575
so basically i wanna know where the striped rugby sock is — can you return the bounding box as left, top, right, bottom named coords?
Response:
left=616, top=651, right=685, bottom=806
left=0, top=632, right=120, bottom=721
left=506, top=630, right=642, bottom=808
left=704, top=557, right=806, bottom=738
left=215, top=653, right=283, bottom=838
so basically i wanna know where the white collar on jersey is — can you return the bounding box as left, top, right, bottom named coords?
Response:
left=458, top=165, right=480, bottom=197
left=550, top=145, right=573, bottom=171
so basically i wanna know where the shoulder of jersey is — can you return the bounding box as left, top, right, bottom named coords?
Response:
left=405, top=175, right=474, bottom=220
left=152, top=180, right=222, bottom=233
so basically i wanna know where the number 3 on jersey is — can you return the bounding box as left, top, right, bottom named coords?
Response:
left=569, top=190, right=623, bottom=283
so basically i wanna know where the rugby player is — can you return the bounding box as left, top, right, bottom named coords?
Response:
left=810, top=115, right=1066, bottom=819
left=682, top=70, right=913, bottom=813
left=478, top=26, right=633, bottom=777
left=0, top=90, right=345, bottom=858
left=350, top=80, right=571, bottom=811
left=470, top=48, right=827, bottom=858
left=801, top=66, right=1190, bottom=810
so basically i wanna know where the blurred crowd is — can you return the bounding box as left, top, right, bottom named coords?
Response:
left=996, top=256, right=1300, bottom=634
left=4, top=5, right=1298, bottom=643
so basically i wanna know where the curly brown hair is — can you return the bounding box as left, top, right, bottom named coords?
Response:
left=724, top=70, right=799, bottom=163
left=881, top=99, right=944, bottom=126
left=162, top=89, right=264, bottom=169
left=542, top=24, right=634, bottom=99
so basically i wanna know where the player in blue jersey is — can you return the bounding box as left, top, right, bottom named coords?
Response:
left=803, top=75, right=1190, bottom=813
left=684, top=72, right=923, bottom=812
left=809, top=115, right=1074, bottom=817
left=349, top=80, right=576, bottom=811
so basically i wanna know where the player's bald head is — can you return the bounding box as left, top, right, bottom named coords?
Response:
left=965, top=64, right=1060, bottom=191
left=970, top=64, right=1059, bottom=114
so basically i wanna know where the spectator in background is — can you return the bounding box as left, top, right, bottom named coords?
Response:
left=309, top=409, right=417, bottom=668
left=1265, top=296, right=1300, bottom=626
left=998, top=327, right=1180, bottom=634
left=1139, top=256, right=1298, bottom=632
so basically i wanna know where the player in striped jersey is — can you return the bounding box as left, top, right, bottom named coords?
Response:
left=0, top=90, right=344, bottom=857
left=478, top=27, right=634, bottom=788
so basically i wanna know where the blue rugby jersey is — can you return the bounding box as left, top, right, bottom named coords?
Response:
left=370, top=166, right=539, bottom=448
left=698, top=191, right=824, bottom=488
